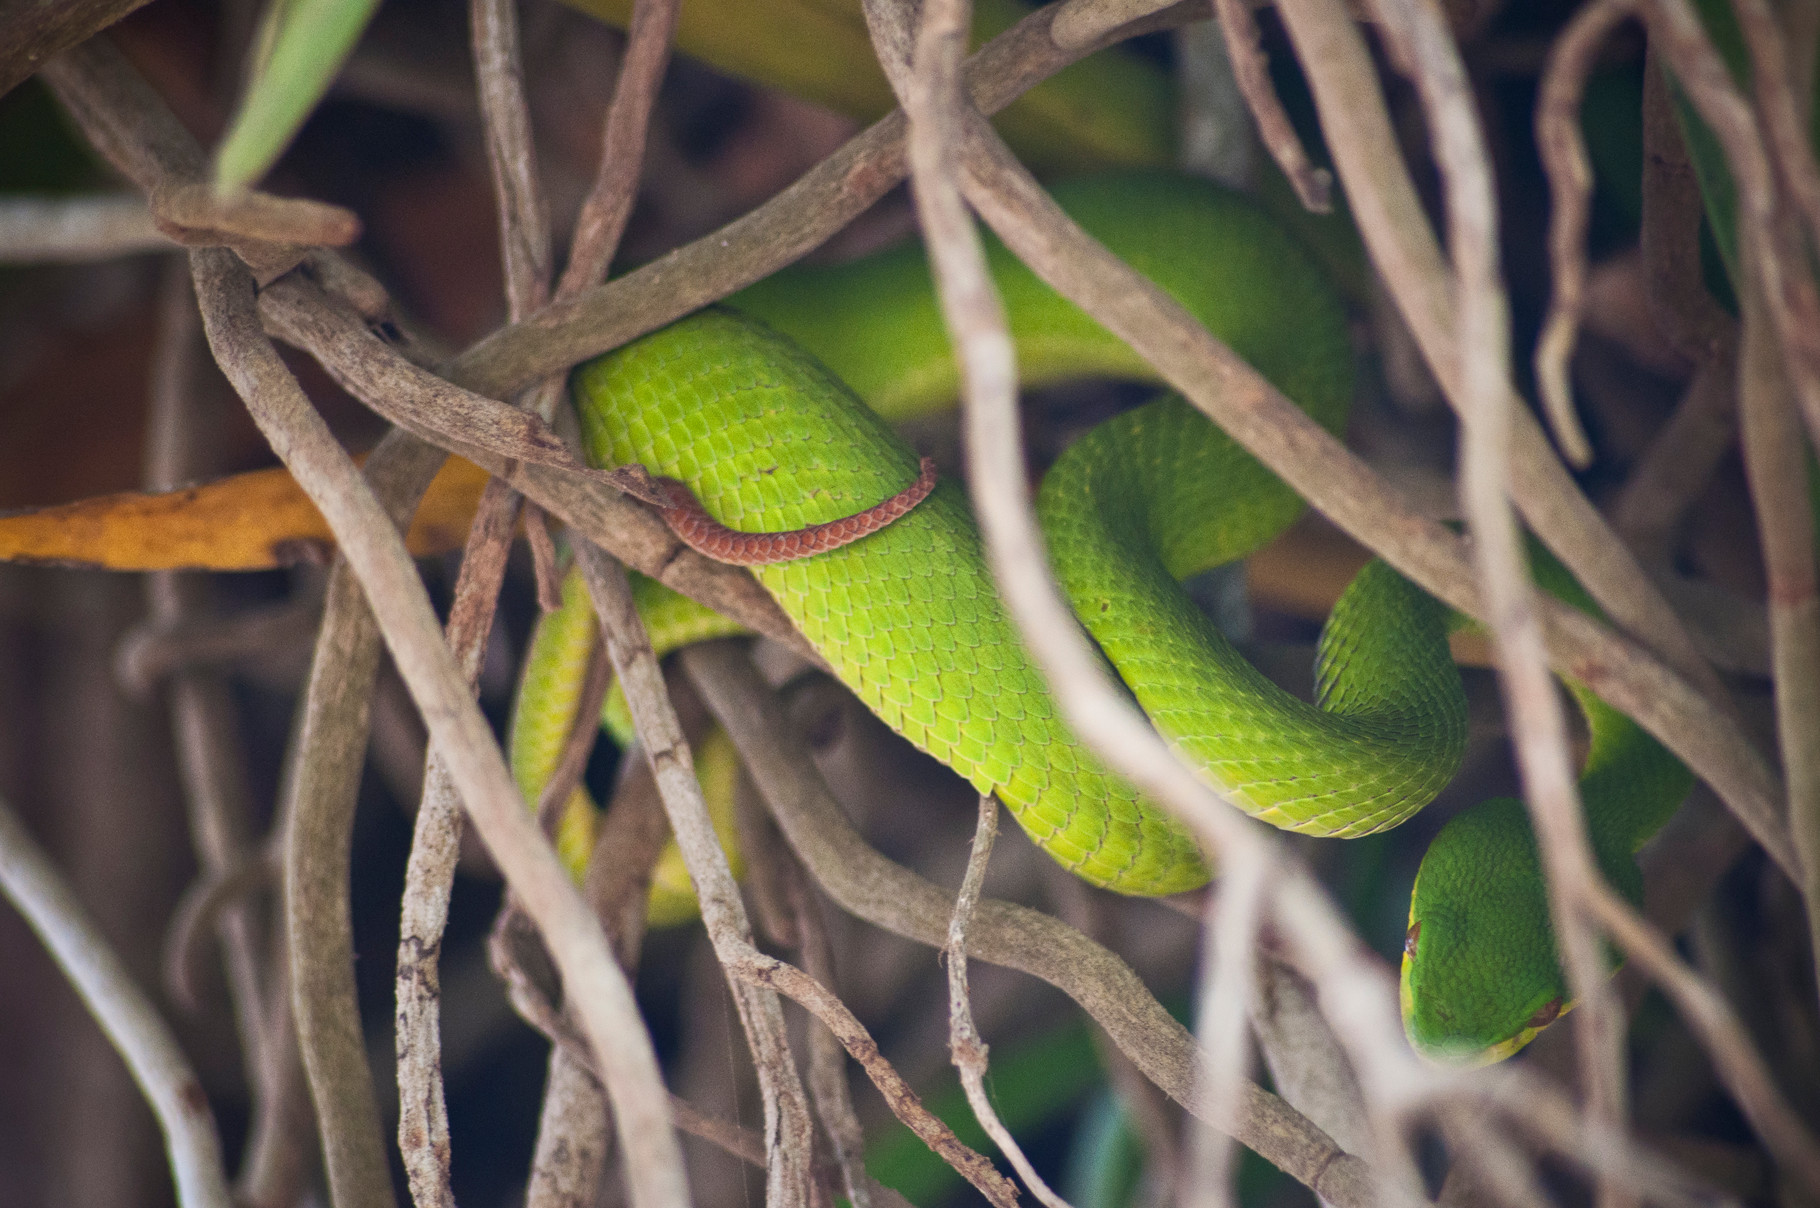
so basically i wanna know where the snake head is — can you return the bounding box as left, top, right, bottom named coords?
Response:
left=1400, top=796, right=1577, bottom=1066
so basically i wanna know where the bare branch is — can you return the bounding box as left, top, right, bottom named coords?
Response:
left=946, top=794, right=1068, bottom=1208
left=191, top=246, right=690, bottom=1208
left=0, top=194, right=171, bottom=261
left=1535, top=0, right=1637, bottom=468
left=0, top=791, right=234, bottom=1208
left=557, top=0, right=681, bottom=294
left=1736, top=256, right=1820, bottom=1020
left=1271, top=0, right=1734, bottom=725
left=572, top=542, right=816, bottom=1208
left=1210, top=0, right=1333, bottom=210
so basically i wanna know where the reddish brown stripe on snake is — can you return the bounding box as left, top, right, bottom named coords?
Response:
left=609, top=457, right=940, bottom=566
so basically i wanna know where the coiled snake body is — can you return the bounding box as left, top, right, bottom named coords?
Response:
left=514, top=173, right=1690, bottom=1063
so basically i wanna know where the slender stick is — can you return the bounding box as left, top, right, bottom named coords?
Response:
left=191, top=246, right=690, bottom=1208
left=447, top=0, right=1208, bottom=401
left=1184, top=851, right=1268, bottom=1208
left=557, top=0, right=680, bottom=296
left=573, top=542, right=816, bottom=1208
left=396, top=476, right=522, bottom=1208
left=0, top=792, right=234, bottom=1208
left=947, top=794, right=1071, bottom=1208
left=1736, top=258, right=1820, bottom=1020
left=1269, top=0, right=1731, bottom=719
left=0, top=195, right=171, bottom=260
left=1379, top=4, right=1630, bottom=1204
left=780, top=849, right=874, bottom=1208
left=1581, top=882, right=1820, bottom=1195
left=1534, top=0, right=1637, bottom=468
left=1209, top=0, right=1332, bottom=210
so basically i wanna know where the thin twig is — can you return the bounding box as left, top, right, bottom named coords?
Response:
left=1270, top=0, right=1734, bottom=722
left=117, top=594, right=324, bottom=696
left=1642, top=0, right=1820, bottom=1014
left=472, top=0, right=552, bottom=319
left=1643, top=0, right=1820, bottom=486
left=1581, top=883, right=1820, bottom=1195
left=447, top=0, right=1210, bottom=401
left=1610, top=347, right=1737, bottom=565
left=573, top=542, right=816, bottom=1208
left=728, top=942, right=1022, bottom=1208
left=1371, top=4, right=1629, bottom=1205
left=283, top=435, right=438, bottom=1208
left=396, top=473, right=522, bottom=1208
left=1534, top=0, right=1637, bottom=468
left=191, top=246, right=690, bottom=1208
left=141, top=260, right=278, bottom=1163
left=0, top=194, right=171, bottom=260
left=1736, top=258, right=1820, bottom=1021
left=162, top=849, right=277, bottom=1014
left=1733, top=0, right=1820, bottom=265
left=947, top=794, right=1067, bottom=1208
left=0, top=792, right=234, bottom=1208
left=1209, top=0, right=1332, bottom=210
left=1185, top=851, right=1269, bottom=1208
left=556, top=0, right=680, bottom=294
left=780, top=846, right=874, bottom=1208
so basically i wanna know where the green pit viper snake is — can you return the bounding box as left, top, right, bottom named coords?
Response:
left=507, top=172, right=1692, bottom=1065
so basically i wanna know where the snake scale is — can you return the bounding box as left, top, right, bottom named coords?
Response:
left=510, top=172, right=1691, bottom=1064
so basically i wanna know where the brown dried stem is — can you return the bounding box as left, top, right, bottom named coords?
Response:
left=1733, top=0, right=1820, bottom=264
left=191, top=246, right=690, bottom=1208
left=1580, top=882, right=1820, bottom=1195
left=0, top=194, right=170, bottom=260
left=1610, top=348, right=1737, bottom=565
left=1270, top=0, right=1733, bottom=723
left=141, top=258, right=279, bottom=1133
left=946, top=794, right=1068, bottom=1208
left=396, top=473, right=523, bottom=1208
left=0, top=791, right=235, bottom=1208
left=1210, top=0, right=1333, bottom=211
left=447, top=0, right=1208, bottom=401
left=780, top=848, right=873, bottom=1208
left=557, top=0, right=679, bottom=294
left=1376, top=1, right=1630, bottom=1202
left=1185, top=847, right=1269, bottom=1208
left=1534, top=0, right=1636, bottom=468
left=283, top=429, right=446, bottom=1208
left=1643, top=0, right=1820, bottom=482
left=1641, top=0, right=1820, bottom=1000
left=572, top=542, right=816, bottom=1208
left=1736, top=260, right=1820, bottom=1019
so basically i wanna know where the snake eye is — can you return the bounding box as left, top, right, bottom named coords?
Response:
left=1403, top=921, right=1421, bottom=957
left=1525, top=997, right=1562, bottom=1031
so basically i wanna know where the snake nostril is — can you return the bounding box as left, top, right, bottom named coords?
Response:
left=1404, top=921, right=1421, bottom=957
left=1525, top=997, right=1562, bottom=1030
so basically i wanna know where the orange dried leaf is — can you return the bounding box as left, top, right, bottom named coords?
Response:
left=0, top=456, right=490, bottom=571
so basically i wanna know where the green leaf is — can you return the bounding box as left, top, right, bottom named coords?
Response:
left=212, top=0, right=382, bottom=190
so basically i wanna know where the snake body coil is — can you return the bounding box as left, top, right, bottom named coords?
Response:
left=523, top=173, right=1691, bottom=1062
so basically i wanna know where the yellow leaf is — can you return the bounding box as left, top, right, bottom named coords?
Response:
left=0, top=456, right=490, bottom=571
